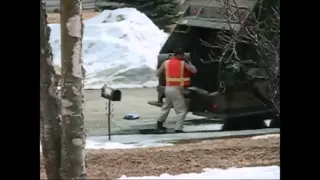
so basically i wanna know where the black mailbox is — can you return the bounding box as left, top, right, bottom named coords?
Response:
left=101, top=84, right=122, bottom=101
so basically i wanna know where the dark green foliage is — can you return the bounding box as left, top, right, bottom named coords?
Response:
left=98, top=0, right=181, bottom=30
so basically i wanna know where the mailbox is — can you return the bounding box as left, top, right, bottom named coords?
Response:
left=101, top=84, right=122, bottom=101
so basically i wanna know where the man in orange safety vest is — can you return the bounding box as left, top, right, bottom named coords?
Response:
left=155, top=48, right=197, bottom=133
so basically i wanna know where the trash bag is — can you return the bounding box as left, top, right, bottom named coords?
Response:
left=123, top=113, right=140, bottom=120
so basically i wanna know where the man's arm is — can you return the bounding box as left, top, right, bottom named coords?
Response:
left=156, top=61, right=166, bottom=77
left=184, top=62, right=197, bottom=74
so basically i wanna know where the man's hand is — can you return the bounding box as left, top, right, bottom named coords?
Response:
left=184, top=62, right=197, bottom=74
left=156, top=61, right=166, bottom=77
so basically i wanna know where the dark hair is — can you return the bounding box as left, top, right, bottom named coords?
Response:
left=173, top=48, right=184, bottom=56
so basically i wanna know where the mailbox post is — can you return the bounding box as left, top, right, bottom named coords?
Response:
left=101, top=84, right=122, bottom=140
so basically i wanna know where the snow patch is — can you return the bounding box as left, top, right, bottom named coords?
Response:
left=40, top=139, right=173, bottom=152
left=49, top=8, right=168, bottom=89
left=86, top=140, right=136, bottom=149
left=265, top=119, right=272, bottom=127
left=119, top=166, right=280, bottom=179
left=85, top=139, right=173, bottom=150
left=251, top=134, right=280, bottom=140
left=183, top=124, right=223, bottom=132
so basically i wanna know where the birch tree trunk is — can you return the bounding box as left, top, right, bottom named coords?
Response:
left=40, top=0, right=62, bottom=179
left=59, top=0, right=86, bottom=178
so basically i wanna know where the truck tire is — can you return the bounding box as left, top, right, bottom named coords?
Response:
left=222, top=115, right=267, bottom=131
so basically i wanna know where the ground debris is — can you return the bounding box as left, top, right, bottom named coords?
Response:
left=40, top=137, right=279, bottom=179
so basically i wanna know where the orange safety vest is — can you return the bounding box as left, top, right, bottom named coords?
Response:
left=165, top=57, right=191, bottom=87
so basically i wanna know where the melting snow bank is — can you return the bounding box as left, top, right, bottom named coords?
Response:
left=40, top=139, right=172, bottom=152
left=119, top=166, right=280, bottom=179
left=251, top=134, right=280, bottom=140
left=49, top=8, right=168, bottom=89
left=85, top=139, right=173, bottom=149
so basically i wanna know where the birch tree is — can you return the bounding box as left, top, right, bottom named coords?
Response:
left=40, top=0, right=62, bottom=179
left=59, top=0, right=86, bottom=178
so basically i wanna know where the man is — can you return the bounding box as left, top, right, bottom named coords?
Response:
left=155, top=48, right=197, bottom=133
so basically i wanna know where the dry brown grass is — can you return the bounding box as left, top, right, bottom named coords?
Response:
left=47, top=11, right=100, bottom=24
left=40, top=136, right=280, bottom=179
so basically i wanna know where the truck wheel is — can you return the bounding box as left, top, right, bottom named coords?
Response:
left=269, top=116, right=280, bottom=128
left=222, top=115, right=266, bottom=131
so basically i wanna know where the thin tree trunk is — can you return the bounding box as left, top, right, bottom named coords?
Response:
left=40, top=0, right=62, bottom=179
left=59, top=0, right=86, bottom=178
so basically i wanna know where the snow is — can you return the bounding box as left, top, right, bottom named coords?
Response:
left=85, top=139, right=173, bottom=149
left=251, top=134, right=280, bottom=140
left=40, top=139, right=172, bottom=152
left=183, top=123, right=223, bottom=132
left=265, top=119, right=272, bottom=127
left=184, top=119, right=273, bottom=132
left=119, top=166, right=280, bottom=179
left=40, top=120, right=278, bottom=152
left=40, top=131, right=280, bottom=179
left=85, top=140, right=136, bottom=149
left=49, top=8, right=168, bottom=89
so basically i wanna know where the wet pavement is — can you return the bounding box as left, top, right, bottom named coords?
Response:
left=83, top=88, right=279, bottom=142
left=87, top=128, right=280, bottom=144
left=84, top=88, right=204, bottom=136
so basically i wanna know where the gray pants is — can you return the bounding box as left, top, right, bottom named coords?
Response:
left=157, top=86, right=188, bottom=131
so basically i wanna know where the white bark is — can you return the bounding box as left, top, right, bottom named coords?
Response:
left=60, top=0, right=86, bottom=179
left=40, top=0, right=62, bottom=178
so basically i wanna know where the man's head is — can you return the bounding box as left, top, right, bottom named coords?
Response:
left=173, top=48, right=185, bottom=60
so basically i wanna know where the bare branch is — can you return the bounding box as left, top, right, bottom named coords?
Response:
left=215, top=0, right=280, bottom=112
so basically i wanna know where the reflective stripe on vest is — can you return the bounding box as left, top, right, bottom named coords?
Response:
left=165, top=60, right=190, bottom=86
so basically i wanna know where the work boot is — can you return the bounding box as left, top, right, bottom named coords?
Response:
left=174, top=130, right=184, bottom=133
left=156, top=121, right=167, bottom=130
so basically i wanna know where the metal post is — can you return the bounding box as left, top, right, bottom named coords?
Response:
left=108, top=99, right=111, bottom=140
left=101, top=84, right=121, bottom=140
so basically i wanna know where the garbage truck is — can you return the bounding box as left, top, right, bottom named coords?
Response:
left=147, top=0, right=280, bottom=130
